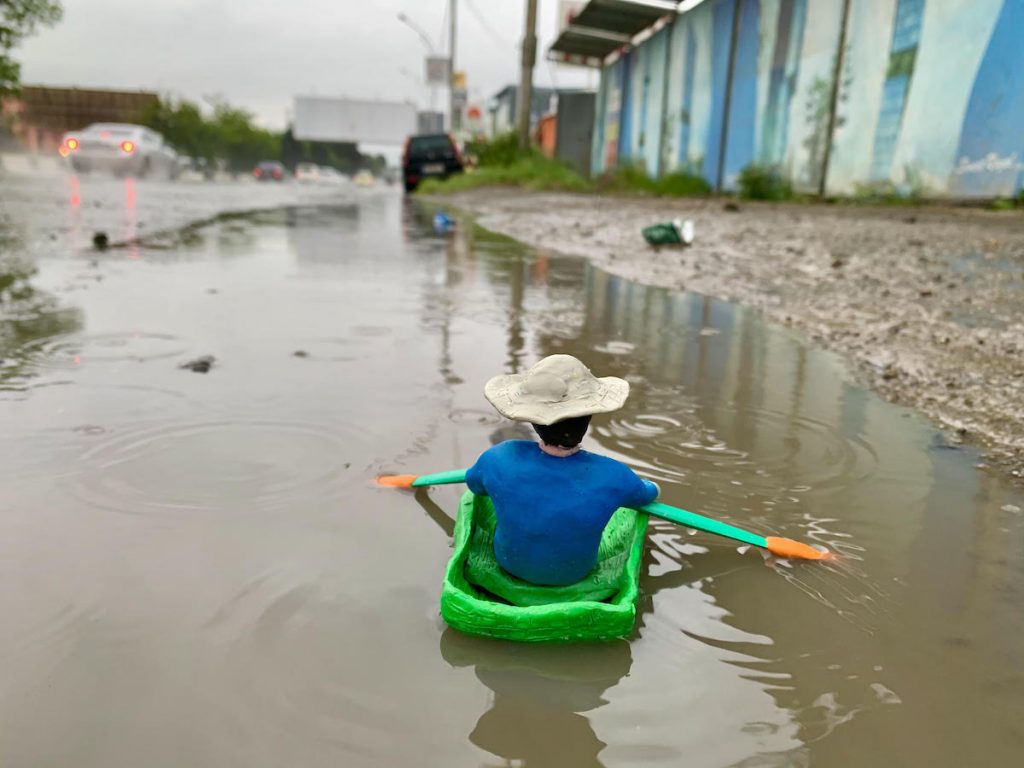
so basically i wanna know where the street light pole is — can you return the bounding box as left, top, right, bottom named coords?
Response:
left=397, top=12, right=435, bottom=53
left=449, top=0, right=457, bottom=133
left=517, top=0, right=538, bottom=151
left=397, top=13, right=439, bottom=119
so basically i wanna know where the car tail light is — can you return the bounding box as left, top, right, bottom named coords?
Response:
left=58, top=145, right=70, bottom=157
left=120, top=140, right=136, bottom=154
left=273, top=169, right=282, bottom=179
left=253, top=168, right=262, bottom=178
left=66, top=137, right=79, bottom=150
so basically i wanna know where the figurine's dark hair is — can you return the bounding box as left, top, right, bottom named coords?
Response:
left=532, top=415, right=591, bottom=449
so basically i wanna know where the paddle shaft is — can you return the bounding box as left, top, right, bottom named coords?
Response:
left=404, top=469, right=768, bottom=549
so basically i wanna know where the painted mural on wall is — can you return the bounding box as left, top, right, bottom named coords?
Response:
left=593, top=0, right=1024, bottom=197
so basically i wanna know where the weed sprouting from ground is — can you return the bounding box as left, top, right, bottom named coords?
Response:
left=738, top=164, right=794, bottom=201
left=595, top=165, right=710, bottom=197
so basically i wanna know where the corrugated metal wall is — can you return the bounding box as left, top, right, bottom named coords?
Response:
left=593, top=0, right=1024, bottom=198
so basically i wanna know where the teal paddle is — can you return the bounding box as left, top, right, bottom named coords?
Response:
left=378, top=469, right=833, bottom=561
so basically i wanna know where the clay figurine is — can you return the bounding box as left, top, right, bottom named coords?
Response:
left=465, top=354, right=660, bottom=586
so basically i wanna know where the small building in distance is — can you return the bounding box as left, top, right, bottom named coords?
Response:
left=487, top=85, right=593, bottom=138
left=1, top=85, right=158, bottom=153
left=486, top=85, right=597, bottom=178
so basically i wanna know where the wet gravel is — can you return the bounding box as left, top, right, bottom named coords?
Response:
left=441, top=190, right=1024, bottom=478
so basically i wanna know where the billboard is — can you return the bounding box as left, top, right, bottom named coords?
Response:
left=293, top=96, right=417, bottom=145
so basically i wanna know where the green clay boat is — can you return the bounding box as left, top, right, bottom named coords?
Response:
left=440, top=490, right=649, bottom=643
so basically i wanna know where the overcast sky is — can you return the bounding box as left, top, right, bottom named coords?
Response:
left=17, top=0, right=595, bottom=130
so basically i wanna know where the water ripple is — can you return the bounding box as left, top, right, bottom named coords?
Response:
left=69, top=419, right=364, bottom=516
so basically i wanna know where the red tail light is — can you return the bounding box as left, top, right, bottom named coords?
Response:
left=253, top=168, right=263, bottom=177
left=66, top=137, right=79, bottom=150
left=273, top=169, right=282, bottom=179
left=120, top=140, right=136, bottom=154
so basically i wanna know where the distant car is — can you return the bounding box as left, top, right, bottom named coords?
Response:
left=317, top=166, right=349, bottom=185
left=294, top=162, right=320, bottom=183
left=402, top=133, right=463, bottom=192
left=353, top=170, right=375, bottom=187
left=59, top=123, right=178, bottom=178
left=253, top=161, right=285, bottom=181
left=177, top=156, right=218, bottom=181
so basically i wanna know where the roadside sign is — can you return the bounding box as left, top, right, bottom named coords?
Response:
left=425, top=56, right=450, bottom=85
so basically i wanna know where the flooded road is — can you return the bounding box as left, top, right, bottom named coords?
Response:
left=1, top=179, right=1023, bottom=766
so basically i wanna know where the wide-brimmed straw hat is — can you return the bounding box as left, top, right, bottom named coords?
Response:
left=484, top=354, right=629, bottom=425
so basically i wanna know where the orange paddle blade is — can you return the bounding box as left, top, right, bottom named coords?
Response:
left=765, top=536, right=834, bottom=561
left=377, top=474, right=418, bottom=489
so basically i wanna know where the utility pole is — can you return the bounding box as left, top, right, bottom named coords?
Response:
left=517, top=0, right=538, bottom=151
left=449, top=0, right=457, bottom=132
left=715, top=0, right=743, bottom=192
left=819, top=0, right=852, bottom=198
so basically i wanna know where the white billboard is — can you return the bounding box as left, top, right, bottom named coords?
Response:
left=293, top=97, right=417, bottom=145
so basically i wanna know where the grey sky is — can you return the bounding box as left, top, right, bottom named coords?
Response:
left=17, top=0, right=594, bottom=130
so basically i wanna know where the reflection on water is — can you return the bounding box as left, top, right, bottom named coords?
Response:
left=441, top=630, right=632, bottom=767
left=0, top=270, right=83, bottom=392
left=0, top=190, right=1022, bottom=766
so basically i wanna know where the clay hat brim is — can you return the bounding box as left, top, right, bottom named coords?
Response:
left=484, top=373, right=629, bottom=425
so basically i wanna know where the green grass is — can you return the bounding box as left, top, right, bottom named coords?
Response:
left=595, top=165, right=710, bottom=197
left=419, top=150, right=710, bottom=198
left=737, top=164, right=794, bottom=201
left=418, top=154, right=591, bottom=194
left=849, top=180, right=926, bottom=206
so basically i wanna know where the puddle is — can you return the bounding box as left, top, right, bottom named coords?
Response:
left=0, top=188, right=1022, bottom=767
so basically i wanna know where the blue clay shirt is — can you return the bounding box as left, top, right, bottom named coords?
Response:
left=465, top=440, right=659, bottom=586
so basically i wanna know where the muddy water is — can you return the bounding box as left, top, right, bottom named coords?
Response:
left=1, top=187, right=1023, bottom=767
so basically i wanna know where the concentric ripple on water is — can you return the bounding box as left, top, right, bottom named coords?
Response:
left=17, top=331, right=188, bottom=368
left=70, top=420, right=363, bottom=516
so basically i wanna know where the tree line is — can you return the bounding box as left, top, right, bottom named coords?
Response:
left=140, top=96, right=386, bottom=174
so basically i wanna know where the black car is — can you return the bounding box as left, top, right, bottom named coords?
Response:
left=252, top=160, right=285, bottom=181
left=402, top=133, right=463, bottom=192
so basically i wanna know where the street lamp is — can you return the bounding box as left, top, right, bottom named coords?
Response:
left=396, top=12, right=436, bottom=53
left=396, top=13, right=439, bottom=114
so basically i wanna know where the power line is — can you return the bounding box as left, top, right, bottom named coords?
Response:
left=463, top=0, right=514, bottom=49
left=438, top=0, right=449, bottom=53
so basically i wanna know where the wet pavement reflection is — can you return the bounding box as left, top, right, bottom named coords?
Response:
left=1, top=186, right=1022, bottom=766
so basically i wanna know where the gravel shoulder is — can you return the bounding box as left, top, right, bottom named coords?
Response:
left=440, top=189, right=1024, bottom=478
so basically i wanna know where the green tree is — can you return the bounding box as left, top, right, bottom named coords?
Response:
left=140, top=96, right=283, bottom=173
left=208, top=99, right=280, bottom=172
left=139, top=97, right=216, bottom=163
left=0, top=1, right=63, bottom=94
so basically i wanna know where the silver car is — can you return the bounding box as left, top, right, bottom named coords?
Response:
left=59, top=123, right=179, bottom=178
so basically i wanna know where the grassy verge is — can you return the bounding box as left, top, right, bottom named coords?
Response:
left=419, top=156, right=710, bottom=199
left=418, top=154, right=591, bottom=194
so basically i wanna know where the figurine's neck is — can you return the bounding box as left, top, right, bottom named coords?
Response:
left=539, top=442, right=581, bottom=458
